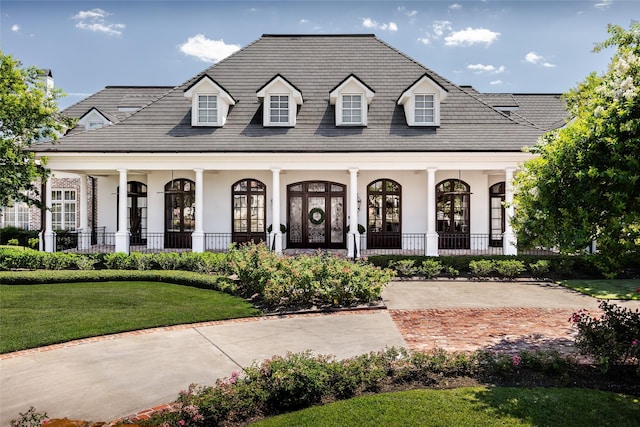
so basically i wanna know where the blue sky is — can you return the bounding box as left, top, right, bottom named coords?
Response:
left=2, top=0, right=637, bottom=109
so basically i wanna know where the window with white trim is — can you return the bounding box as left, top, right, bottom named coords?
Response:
left=269, top=95, right=289, bottom=124
left=51, top=190, right=77, bottom=231
left=397, top=75, right=448, bottom=127
left=197, top=95, right=218, bottom=124
left=415, top=94, right=435, bottom=124
left=341, top=95, right=363, bottom=124
left=329, top=75, right=374, bottom=127
left=1, top=202, right=30, bottom=229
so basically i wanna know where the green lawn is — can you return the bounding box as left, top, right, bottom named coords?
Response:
left=251, top=387, right=640, bottom=427
left=0, top=281, right=261, bottom=353
left=560, top=279, right=640, bottom=300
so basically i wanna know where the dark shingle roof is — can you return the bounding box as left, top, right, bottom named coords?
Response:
left=37, top=35, right=567, bottom=153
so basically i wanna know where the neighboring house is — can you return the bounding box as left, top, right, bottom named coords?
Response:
left=32, top=34, right=567, bottom=257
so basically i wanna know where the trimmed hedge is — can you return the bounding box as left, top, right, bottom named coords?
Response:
left=0, top=269, right=238, bottom=293
left=367, top=254, right=615, bottom=279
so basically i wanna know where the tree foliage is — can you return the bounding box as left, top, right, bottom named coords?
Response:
left=512, top=23, right=640, bottom=272
left=0, top=52, right=74, bottom=208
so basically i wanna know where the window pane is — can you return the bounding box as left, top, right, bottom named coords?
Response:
left=269, top=95, right=289, bottom=123
left=197, top=95, right=217, bottom=123
left=342, top=95, right=362, bottom=124
left=415, top=94, right=435, bottom=123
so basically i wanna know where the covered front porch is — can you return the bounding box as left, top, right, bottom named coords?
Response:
left=39, top=152, right=529, bottom=258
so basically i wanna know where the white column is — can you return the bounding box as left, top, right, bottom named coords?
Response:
left=115, top=168, right=130, bottom=254
left=271, top=168, right=282, bottom=254
left=426, top=167, right=439, bottom=256
left=43, top=176, right=55, bottom=252
left=192, top=168, right=205, bottom=252
left=347, top=168, right=360, bottom=258
left=503, top=167, right=517, bottom=255
left=78, top=174, right=91, bottom=250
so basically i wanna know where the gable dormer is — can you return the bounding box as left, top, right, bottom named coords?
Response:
left=329, top=74, right=375, bottom=126
left=78, top=107, right=112, bottom=130
left=256, top=75, right=303, bottom=127
left=184, top=76, right=236, bottom=127
left=397, top=74, right=448, bottom=127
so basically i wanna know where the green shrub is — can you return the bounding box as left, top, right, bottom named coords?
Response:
left=571, top=301, right=640, bottom=371
left=28, top=238, right=39, bottom=250
left=10, top=406, right=48, bottom=427
left=419, top=259, right=444, bottom=279
left=528, top=259, right=551, bottom=277
left=7, top=238, right=19, bottom=246
left=469, top=260, right=494, bottom=277
left=104, top=252, right=132, bottom=270
left=493, top=259, right=526, bottom=278
left=128, top=252, right=156, bottom=270
left=153, top=252, right=181, bottom=270
left=389, top=259, right=420, bottom=277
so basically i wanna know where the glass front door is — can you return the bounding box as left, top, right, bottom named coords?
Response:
left=287, top=181, right=345, bottom=248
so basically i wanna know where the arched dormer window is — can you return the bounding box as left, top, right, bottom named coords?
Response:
left=184, top=76, right=236, bottom=127
left=397, top=74, right=448, bottom=126
left=329, top=74, right=375, bottom=126
left=256, top=75, right=303, bottom=127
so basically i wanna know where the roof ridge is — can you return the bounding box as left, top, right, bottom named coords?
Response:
left=261, top=33, right=375, bottom=37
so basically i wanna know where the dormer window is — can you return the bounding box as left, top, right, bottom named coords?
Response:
left=184, top=76, right=235, bottom=127
left=257, top=75, right=303, bottom=127
left=198, top=95, right=218, bottom=124
left=330, top=75, right=375, bottom=126
left=78, top=108, right=111, bottom=130
left=398, top=74, right=448, bottom=127
left=415, top=94, right=434, bottom=123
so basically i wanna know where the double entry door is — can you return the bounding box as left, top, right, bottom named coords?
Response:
left=287, top=181, right=346, bottom=249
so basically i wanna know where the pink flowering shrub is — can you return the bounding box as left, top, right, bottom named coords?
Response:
left=571, top=301, right=640, bottom=371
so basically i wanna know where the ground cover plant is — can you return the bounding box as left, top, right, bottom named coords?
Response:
left=0, top=281, right=261, bottom=353
left=561, top=279, right=640, bottom=300
left=250, top=387, right=640, bottom=427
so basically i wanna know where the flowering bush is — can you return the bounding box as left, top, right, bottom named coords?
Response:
left=140, top=347, right=581, bottom=427
left=571, top=301, right=640, bottom=371
left=10, top=407, right=48, bottom=427
left=227, top=243, right=394, bottom=309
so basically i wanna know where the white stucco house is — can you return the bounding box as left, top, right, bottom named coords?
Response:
left=32, top=34, right=567, bottom=257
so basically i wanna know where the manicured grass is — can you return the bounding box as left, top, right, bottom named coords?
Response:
left=0, top=281, right=261, bottom=353
left=560, top=279, right=640, bottom=300
left=251, top=387, right=640, bottom=427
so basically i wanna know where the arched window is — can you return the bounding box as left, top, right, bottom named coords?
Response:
left=436, top=179, right=471, bottom=249
left=232, top=179, right=266, bottom=244
left=489, top=182, right=506, bottom=247
left=367, top=179, right=401, bottom=249
left=165, top=178, right=195, bottom=248
left=117, top=181, right=147, bottom=245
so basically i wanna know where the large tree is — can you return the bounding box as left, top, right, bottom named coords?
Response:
left=0, top=52, right=73, bottom=208
left=512, top=23, right=640, bottom=272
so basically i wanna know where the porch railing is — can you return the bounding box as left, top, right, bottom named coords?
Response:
left=52, top=231, right=556, bottom=256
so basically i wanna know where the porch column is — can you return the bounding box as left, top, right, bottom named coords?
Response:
left=192, top=168, right=205, bottom=252
left=426, top=167, right=439, bottom=256
left=78, top=174, right=91, bottom=250
left=115, top=168, right=130, bottom=254
left=271, top=168, right=282, bottom=254
left=43, top=175, right=55, bottom=252
left=347, top=168, right=360, bottom=258
left=503, top=167, right=517, bottom=255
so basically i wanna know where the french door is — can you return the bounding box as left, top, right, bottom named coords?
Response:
left=164, top=179, right=195, bottom=248
left=287, top=181, right=346, bottom=249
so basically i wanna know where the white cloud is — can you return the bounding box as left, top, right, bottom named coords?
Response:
left=179, top=35, right=241, bottom=63
left=524, top=52, right=543, bottom=63
left=72, top=8, right=124, bottom=36
left=432, top=20, right=452, bottom=38
left=467, top=63, right=505, bottom=73
left=490, top=80, right=503, bottom=85
left=594, top=0, right=613, bottom=9
left=300, top=19, right=309, bottom=24
left=11, top=24, right=20, bottom=32
left=524, top=51, right=555, bottom=67
left=417, top=37, right=431, bottom=45
left=361, top=17, right=398, bottom=32
left=449, top=3, right=463, bottom=10
left=445, top=27, right=500, bottom=46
